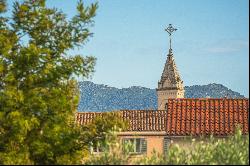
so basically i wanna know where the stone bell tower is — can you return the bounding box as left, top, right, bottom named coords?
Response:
left=157, top=24, right=185, bottom=110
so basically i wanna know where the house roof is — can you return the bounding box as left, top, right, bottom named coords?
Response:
left=166, top=98, right=249, bottom=136
left=76, top=98, right=249, bottom=136
left=76, top=110, right=168, bottom=132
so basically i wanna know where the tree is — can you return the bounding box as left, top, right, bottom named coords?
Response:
left=80, top=112, right=128, bottom=153
left=0, top=0, right=98, bottom=164
left=81, top=112, right=130, bottom=165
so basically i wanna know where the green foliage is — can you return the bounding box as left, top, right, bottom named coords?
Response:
left=137, top=127, right=249, bottom=165
left=0, top=0, right=98, bottom=164
left=80, top=112, right=132, bottom=165
left=80, top=112, right=128, bottom=155
left=83, top=125, right=132, bottom=165
left=0, top=0, right=6, bottom=13
left=82, top=127, right=249, bottom=165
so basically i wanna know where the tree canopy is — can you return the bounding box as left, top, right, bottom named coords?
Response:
left=0, top=0, right=98, bottom=164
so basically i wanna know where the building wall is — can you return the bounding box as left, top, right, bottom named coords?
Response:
left=118, top=134, right=228, bottom=158
left=118, top=135, right=165, bottom=157
left=117, top=135, right=198, bottom=159
left=157, top=89, right=185, bottom=110
left=147, top=136, right=164, bottom=157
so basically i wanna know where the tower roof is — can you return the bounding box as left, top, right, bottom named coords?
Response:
left=158, top=24, right=184, bottom=90
left=158, top=49, right=184, bottom=90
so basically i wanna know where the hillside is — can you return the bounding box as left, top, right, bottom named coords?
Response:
left=78, top=81, right=245, bottom=112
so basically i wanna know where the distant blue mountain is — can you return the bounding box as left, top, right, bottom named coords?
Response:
left=78, top=81, right=245, bottom=112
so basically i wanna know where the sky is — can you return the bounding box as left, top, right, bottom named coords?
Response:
left=6, top=0, right=249, bottom=97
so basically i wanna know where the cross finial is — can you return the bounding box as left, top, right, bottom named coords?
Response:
left=165, top=24, right=177, bottom=36
left=165, top=24, right=177, bottom=53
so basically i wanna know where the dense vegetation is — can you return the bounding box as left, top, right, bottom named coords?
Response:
left=0, top=0, right=99, bottom=164
left=78, top=81, right=245, bottom=112
left=137, top=128, right=249, bottom=165
left=184, top=83, right=245, bottom=99
left=84, top=127, right=249, bottom=165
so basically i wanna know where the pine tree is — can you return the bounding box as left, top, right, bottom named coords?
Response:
left=0, top=0, right=98, bottom=164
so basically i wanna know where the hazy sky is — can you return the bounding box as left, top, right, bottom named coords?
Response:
left=6, top=0, right=249, bottom=97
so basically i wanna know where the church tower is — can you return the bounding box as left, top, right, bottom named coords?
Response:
left=157, top=24, right=185, bottom=110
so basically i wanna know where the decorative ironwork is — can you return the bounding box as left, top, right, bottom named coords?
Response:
left=165, top=24, right=177, bottom=51
left=165, top=24, right=177, bottom=36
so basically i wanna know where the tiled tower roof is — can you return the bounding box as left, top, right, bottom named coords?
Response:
left=157, top=50, right=184, bottom=91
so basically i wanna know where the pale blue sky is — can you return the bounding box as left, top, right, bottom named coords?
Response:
left=6, top=0, right=249, bottom=97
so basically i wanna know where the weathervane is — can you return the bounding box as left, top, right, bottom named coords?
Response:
left=165, top=24, right=177, bottom=53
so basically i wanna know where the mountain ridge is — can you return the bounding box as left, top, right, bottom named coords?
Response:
left=78, top=81, right=245, bottom=112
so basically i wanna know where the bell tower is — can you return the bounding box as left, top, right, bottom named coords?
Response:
left=157, top=24, right=185, bottom=110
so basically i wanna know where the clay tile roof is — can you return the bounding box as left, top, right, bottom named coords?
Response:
left=166, top=98, right=249, bottom=136
left=75, top=112, right=102, bottom=125
left=121, top=110, right=168, bottom=131
left=76, top=110, right=168, bottom=132
left=75, top=98, right=249, bottom=136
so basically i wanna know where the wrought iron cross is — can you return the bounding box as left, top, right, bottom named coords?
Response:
left=165, top=24, right=177, bottom=51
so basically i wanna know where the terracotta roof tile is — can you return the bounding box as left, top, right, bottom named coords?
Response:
left=75, top=98, right=249, bottom=136
left=166, top=98, right=249, bottom=136
left=76, top=110, right=168, bottom=132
